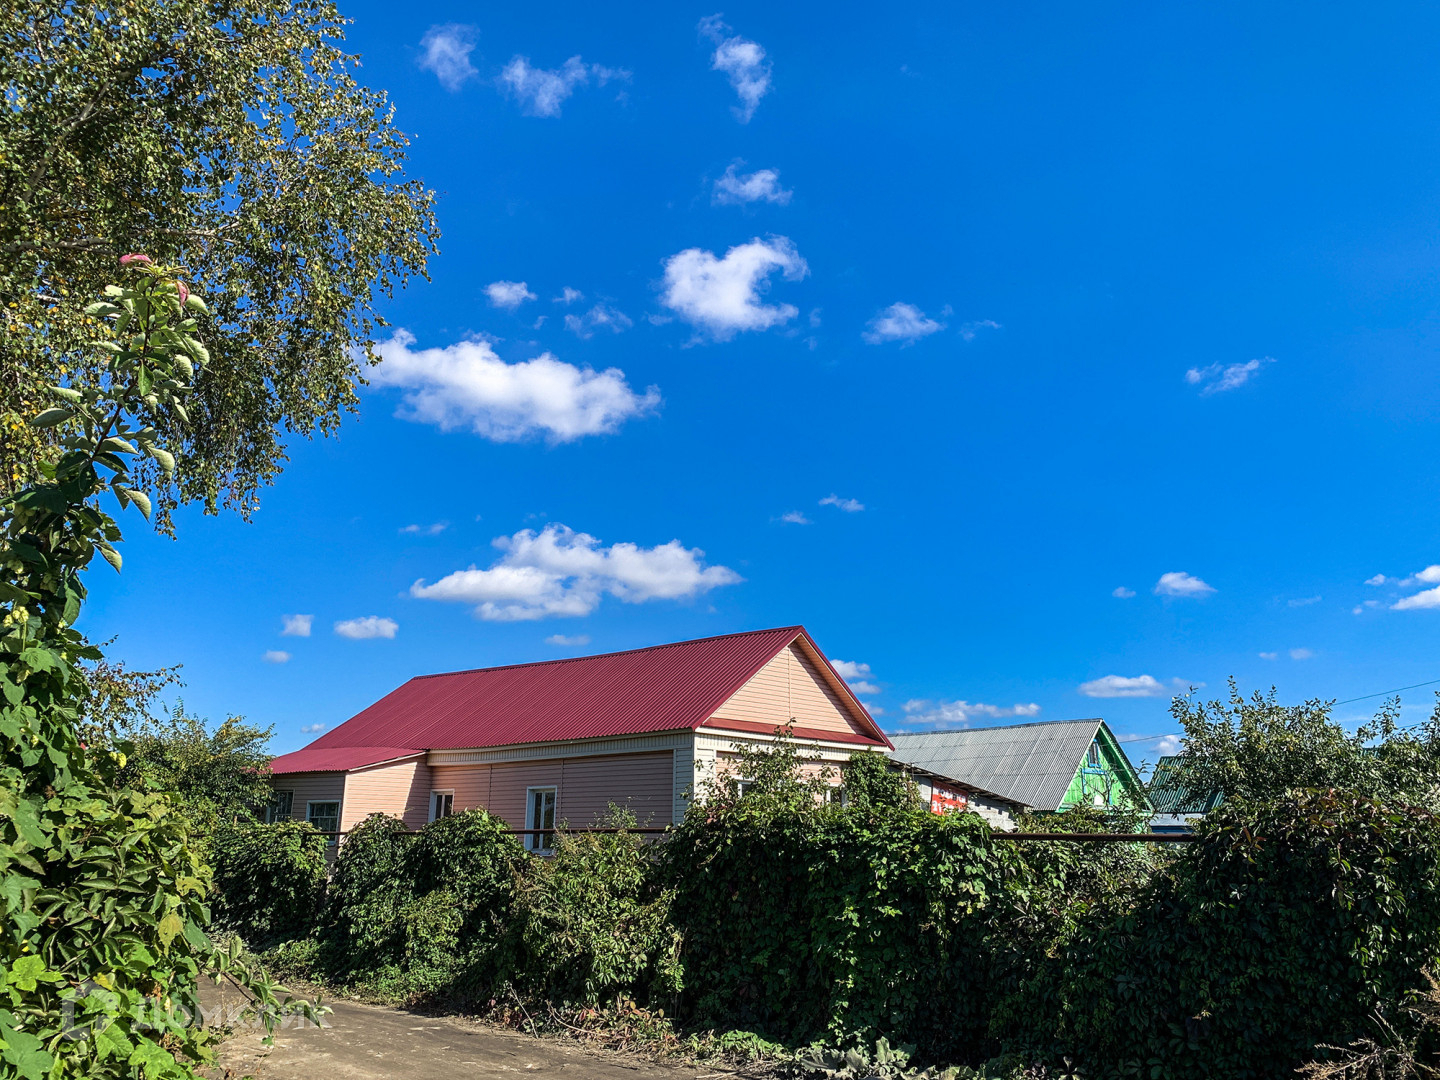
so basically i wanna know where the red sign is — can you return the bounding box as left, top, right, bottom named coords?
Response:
left=930, top=789, right=969, bottom=814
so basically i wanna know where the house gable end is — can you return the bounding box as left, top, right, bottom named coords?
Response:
left=707, top=635, right=884, bottom=744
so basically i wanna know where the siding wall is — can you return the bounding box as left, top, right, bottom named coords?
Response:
left=271, top=772, right=345, bottom=824
left=710, top=642, right=866, bottom=737
left=428, top=750, right=675, bottom=830
left=342, top=758, right=431, bottom=830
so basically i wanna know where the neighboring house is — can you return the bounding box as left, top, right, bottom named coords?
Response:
left=887, top=718, right=1150, bottom=816
left=899, top=761, right=1028, bottom=830
left=267, top=626, right=893, bottom=849
left=1146, top=754, right=1223, bottom=832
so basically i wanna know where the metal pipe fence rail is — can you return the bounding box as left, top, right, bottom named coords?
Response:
left=312, top=828, right=1196, bottom=842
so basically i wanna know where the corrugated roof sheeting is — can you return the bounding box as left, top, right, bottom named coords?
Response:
left=886, top=719, right=1105, bottom=811
left=270, top=746, right=422, bottom=775
left=282, top=627, right=887, bottom=773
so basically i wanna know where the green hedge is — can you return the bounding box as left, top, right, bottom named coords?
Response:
left=232, top=793, right=1440, bottom=1076
left=998, top=789, right=1440, bottom=1078
left=208, top=818, right=328, bottom=947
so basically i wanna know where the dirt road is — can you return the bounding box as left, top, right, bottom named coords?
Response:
left=208, top=985, right=715, bottom=1080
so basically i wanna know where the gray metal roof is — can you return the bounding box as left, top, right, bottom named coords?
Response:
left=885, top=719, right=1106, bottom=811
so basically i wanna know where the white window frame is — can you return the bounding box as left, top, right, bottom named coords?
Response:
left=525, top=786, right=558, bottom=854
left=306, top=800, right=341, bottom=844
left=266, top=789, right=293, bottom=823
left=429, top=789, right=455, bottom=823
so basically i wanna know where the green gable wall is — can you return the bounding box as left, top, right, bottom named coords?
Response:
left=1057, top=723, right=1149, bottom=811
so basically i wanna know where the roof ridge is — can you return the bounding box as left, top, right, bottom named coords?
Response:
left=408, top=625, right=805, bottom=681
left=885, top=717, right=1103, bottom=736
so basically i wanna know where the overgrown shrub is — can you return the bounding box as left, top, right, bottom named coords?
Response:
left=510, top=807, right=682, bottom=1007
left=208, top=819, right=327, bottom=947
left=999, top=789, right=1440, bottom=1079
left=312, top=809, right=523, bottom=1000
left=662, top=797, right=1056, bottom=1062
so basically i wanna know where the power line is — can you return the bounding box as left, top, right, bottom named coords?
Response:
left=1115, top=676, right=1440, bottom=747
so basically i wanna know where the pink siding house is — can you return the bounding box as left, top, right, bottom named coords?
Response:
left=268, top=626, right=894, bottom=847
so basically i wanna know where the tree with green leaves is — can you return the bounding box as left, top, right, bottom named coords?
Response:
left=1169, top=680, right=1440, bottom=809
left=1, top=261, right=316, bottom=1079
left=0, top=0, right=439, bottom=523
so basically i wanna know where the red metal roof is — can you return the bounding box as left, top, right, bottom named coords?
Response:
left=273, top=626, right=890, bottom=774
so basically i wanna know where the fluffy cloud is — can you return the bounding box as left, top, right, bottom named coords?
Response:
left=819, top=494, right=864, bottom=512
left=1112, top=586, right=1136, bottom=599
left=713, top=164, right=792, bottom=206
left=301, top=723, right=326, bottom=734
left=418, top=25, right=479, bottom=91
left=410, top=524, right=742, bottom=621
left=486, top=280, right=536, bottom=309
left=545, top=633, right=591, bottom=646
left=565, top=303, right=633, bottom=339
left=1394, top=587, right=1440, bottom=610
left=262, top=650, right=291, bottom=664
left=555, top=287, right=584, bottom=305
left=1154, top=734, right=1181, bottom=755
left=699, top=15, right=771, bottom=122
left=400, top=522, right=448, bottom=536
left=1078, top=674, right=1168, bottom=699
left=369, top=330, right=660, bottom=443
left=778, top=511, right=811, bottom=525
left=832, top=660, right=880, bottom=696
left=900, top=699, right=1041, bottom=729
left=863, top=302, right=945, bottom=346
left=1154, top=571, right=1215, bottom=597
left=659, top=237, right=808, bottom=339
left=1387, top=564, right=1440, bottom=609
left=1290, top=648, right=1314, bottom=660
left=334, top=616, right=398, bottom=640
left=1365, top=574, right=1389, bottom=586
left=281, top=614, right=313, bottom=637
left=1186, top=357, right=1274, bottom=395
left=498, top=56, right=629, bottom=117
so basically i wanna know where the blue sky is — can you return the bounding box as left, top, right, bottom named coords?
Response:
left=84, top=2, right=1440, bottom=764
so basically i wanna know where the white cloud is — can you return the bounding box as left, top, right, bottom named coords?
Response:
left=699, top=15, right=771, bottom=122
left=1411, top=566, right=1440, bottom=585
left=1185, top=357, right=1274, bottom=395
left=863, top=302, right=945, bottom=346
left=1259, top=651, right=1278, bottom=660
left=1287, top=595, right=1321, bottom=607
left=832, top=660, right=880, bottom=696
left=958, top=319, right=1002, bottom=342
left=334, top=616, right=398, bottom=640
left=262, top=650, right=291, bottom=664
left=410, top=524, right=742, bottom=621
left=418, top=25, right=479, bottom=92
left=659, top=237, right=808, bottom=339
left=498, top=55, right=629, bottom=117
left=400, top=521, right=448, bottom=536
left=281, top=614, right=313, bottom=637
left=369, top=330, right=659, bottom=443
left=565, top=303, right=633, bottom=339
left=1078, top=674, right=1169, bottom=699
left=819, top=494, right=864, bottom=513
left=1365, top=574, right=1388, bottom=586
left=301, top=723, right=326, bottom=734
left=1393, top=586, right=1440, bottom=610
left=486, top=280, right=536, bottom=309
left=1154, top=734, right=1181, bottom=756
left=1353, top=606, right=1363, bottom=615
left=1289, top=648, right=1314, bottom=660
left=1155, top=571, right=1215, bottom=597
left=779, top=511, right=811, bottom=525
left=1112, top=586, right=1136, bottom=599
left=713, top=163, right=792, bottom=206
left=900, top=699, right=1041, bottom=729
left=545, top=633, right=591, bottom=647
left=555, top=287, right=585, bottom=304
